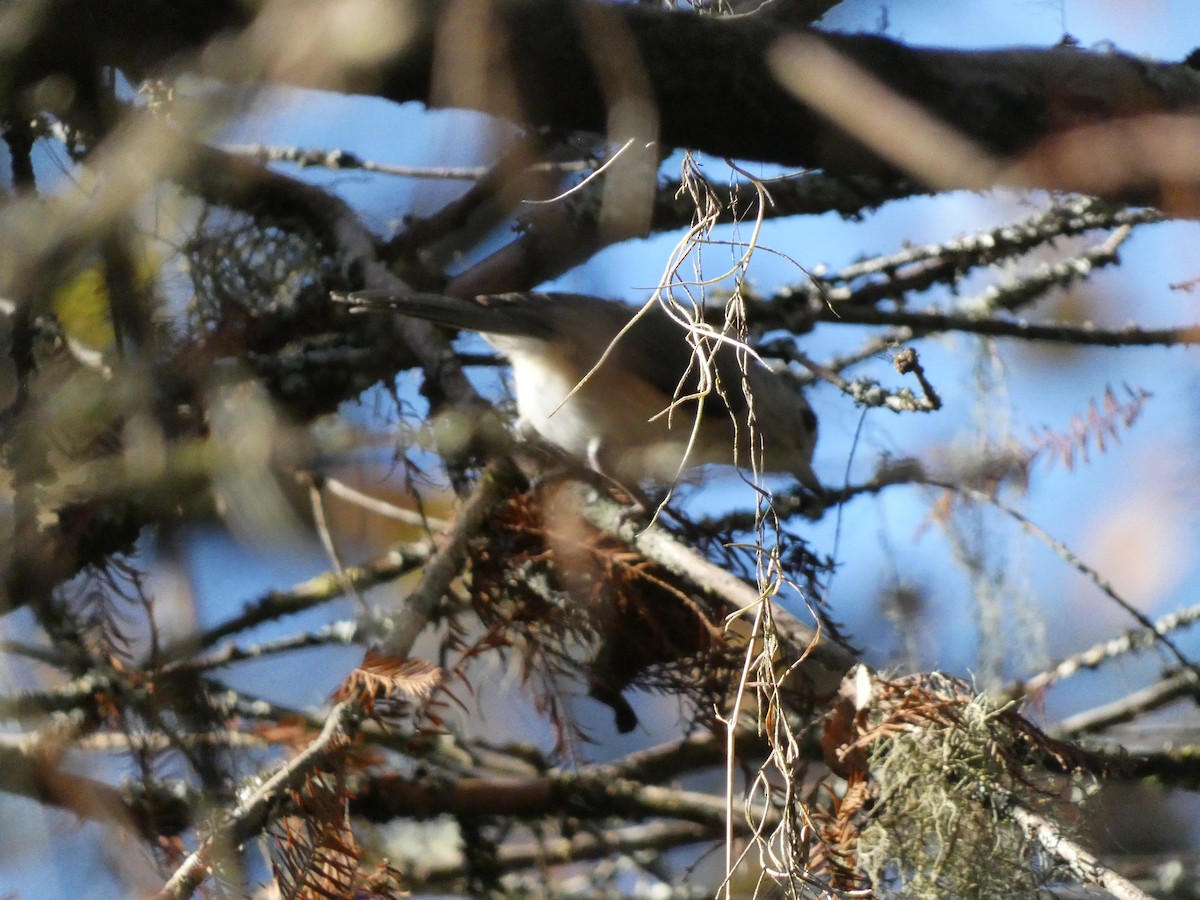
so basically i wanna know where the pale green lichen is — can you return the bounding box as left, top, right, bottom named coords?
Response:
left=857, top=679, right=1061, bottom=899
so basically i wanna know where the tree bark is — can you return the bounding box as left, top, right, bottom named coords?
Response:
left=8, top=0, right=1200, bottom=207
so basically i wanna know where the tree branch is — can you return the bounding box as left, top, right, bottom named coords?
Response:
left=13, top=1, right=1200, bottom=208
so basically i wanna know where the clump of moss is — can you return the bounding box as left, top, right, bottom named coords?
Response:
left=854, top=675, right=1061, bottom=898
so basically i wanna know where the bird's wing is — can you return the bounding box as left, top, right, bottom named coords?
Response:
left=585, top=301, right=759, bottom=418
left=344, top=290, right=758, bottom=417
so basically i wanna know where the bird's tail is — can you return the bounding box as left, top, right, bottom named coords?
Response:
left=334, top=290, right=557, bottom=340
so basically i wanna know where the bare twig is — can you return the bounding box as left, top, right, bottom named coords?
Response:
left=154, top=542, right=433, bottom=665
left=306, top=473, right=365, bottom=610
left=174, top=619, right=363, bottom=672
left=1054, top=670, right=1200, bottom=737
left=1015, top=600, right=1200, bottom=698
left=1007, top=797, right=1155, bottom=900
left=818, top=308, right=1200, bottom=348
left=793, top=349, right=939, bottom=414
left=319, top=473, right=446, bottom=530
left=410, top=821, right=716, bottom=886
left=353, top=761, right=778, bottom=829
left=223, top=142, right=593, bottom=181
left=379, top=461, right=516, bottom=657
left=934, top=482, right=1196, bottom=674
left=155, top=701, right=358, bottom=899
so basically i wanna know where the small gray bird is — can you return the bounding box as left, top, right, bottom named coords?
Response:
left=344, top=291, right=820, bottom=491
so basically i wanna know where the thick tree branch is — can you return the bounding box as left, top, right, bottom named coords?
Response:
left=1007, top=799, right=1155, bottom=900
left=353, top=759, right=777, bottom=829
left=11, top=0, right=1200, bottom=209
